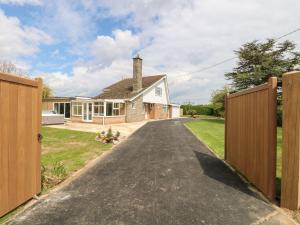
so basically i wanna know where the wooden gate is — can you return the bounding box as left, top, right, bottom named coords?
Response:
left=0, top=73, right=42, bottom=217
left=225, top=77, right=277, bottom=200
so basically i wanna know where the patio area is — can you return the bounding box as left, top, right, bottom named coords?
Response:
left=46, top=120, right=148, bottom=140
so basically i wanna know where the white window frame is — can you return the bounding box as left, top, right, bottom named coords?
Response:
left=53, top=102, right=65, bottom=115
left=94, top=102, right=104, bottom=116
left=155, top=87, right=162, bottom=97
left=113, top=103, right=120, bottom=116
left=72, top=102, right=83, bottom=116
left=105, top=102, right=125, bottom=117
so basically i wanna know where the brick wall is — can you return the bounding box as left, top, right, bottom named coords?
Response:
left=71, top=115, right=82, bottom=122
left=126, top=95, right=145, bottom=122
left=71, top=115, right=126, bottom=124
left=42, top=101, right=54, bottom=111
left=153, top=104, right=169, bottom=119
left=93, top=116, right=126, bottom=124
left=168, top=105, right=172, bottom=118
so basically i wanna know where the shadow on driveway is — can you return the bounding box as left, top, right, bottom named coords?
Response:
left=193, top=150, right=264, bottom=201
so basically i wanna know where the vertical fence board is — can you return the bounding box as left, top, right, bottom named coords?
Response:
left=281, top=71, right=300, bottom=210
left=225, top=77, right=277, bottom=200
left=0, top=73, right=42, bottom=217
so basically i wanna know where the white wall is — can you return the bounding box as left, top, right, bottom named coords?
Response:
left=171, top=106, right=180, bottom=118
left=143, top=78, right=169, bottom=104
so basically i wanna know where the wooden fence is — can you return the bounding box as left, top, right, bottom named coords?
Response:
left=225, top=77, right=277, bottom=200
left=0, top=73, right=42, bottom=217
left=281, top=71, right=300, bottom=210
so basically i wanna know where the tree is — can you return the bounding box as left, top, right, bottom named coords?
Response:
left=0, top=61, right=27, bottom=76
left=225, top=39, right=300, bottom=90
left=210, top=85, right=232, bottom=117
left=42, top=84, right=53, bottom=98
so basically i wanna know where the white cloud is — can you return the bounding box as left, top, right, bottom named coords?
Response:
left=92, top=0, right=300, bottom=103
left=40, top=59, right=133, bottom=97
left=0, top=0, right=42, bottom=5
left=91, top=30, right=140, bottom=67
left=31, top=0, right=300, bottom=103
left=0, top=9, right=52, bottom=64
left=39, top=1, right=95, bottom=45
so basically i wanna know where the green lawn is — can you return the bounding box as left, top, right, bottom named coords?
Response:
left=186, top=119, right=282, bottom=196
left=42, top=127, right=112, bottom=177
left=182, top=114, right=219, bottom=120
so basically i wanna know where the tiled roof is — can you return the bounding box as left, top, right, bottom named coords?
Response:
left=94, top=75, right=165, bottom=99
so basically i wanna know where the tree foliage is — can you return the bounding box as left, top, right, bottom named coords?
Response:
left=210, top=85, right=232, bottom=117
left=0, top=61, right=27, bottom=76
left=42, top=84, right=53, bottom=98
left=225, top=39, right=300, bottom=90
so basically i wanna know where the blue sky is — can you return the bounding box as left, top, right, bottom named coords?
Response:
left=0, top=0, right=300, bottom=103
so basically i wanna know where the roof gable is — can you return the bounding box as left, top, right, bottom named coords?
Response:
left=94, top=75, right=165, bottom=99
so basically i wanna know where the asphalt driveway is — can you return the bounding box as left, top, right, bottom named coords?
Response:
left=8, top=119, right=293, bottom=225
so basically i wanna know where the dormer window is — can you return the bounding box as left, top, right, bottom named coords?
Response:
left=155, top=87, right=162, bottom=96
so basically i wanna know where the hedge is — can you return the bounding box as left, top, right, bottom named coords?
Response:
left=181, top=104, right=214, bottom=115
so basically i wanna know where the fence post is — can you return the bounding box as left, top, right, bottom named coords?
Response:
left=281, top=71, right=300, bottom=210
left=224, top=93, right=229, bottom=160
left=268, top=76, right=277, bottom=200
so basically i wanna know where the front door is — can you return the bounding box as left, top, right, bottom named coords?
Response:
left=83, top=102, right=93, bottom=122
left=65, top=103, right=71, bottom=119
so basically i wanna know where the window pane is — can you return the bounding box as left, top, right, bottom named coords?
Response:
left=113, top=109, right=120, bottom=116
left=78, top=105, right=82, bottom=115
left=106, top=102, right=113, bottom=116
left=94, top=105, right=99, bottom=114
left=113, top=103, right=119, bottom=108
left=59, top=103, right=65, bottom=114
left=155, top=87, right=162, bottom=96
left=54, top=103, right=59, bottom=113
left=120, top=103, right=125, bottom=115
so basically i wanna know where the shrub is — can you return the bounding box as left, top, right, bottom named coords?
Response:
left=187, top=109, right=197, bottom=117
left=96, top=128, right=120, bottom=143
left=106, top=128, right=113, bottom=143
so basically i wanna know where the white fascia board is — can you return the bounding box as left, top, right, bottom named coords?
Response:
left=129, top=75, right=167, bottom=102
left=74, top=96, right=92, bottom=99
left=170, top=103, right=181, bottom=107
left=71, top=99, right=94, bottom=103
left=103, top=99, right=126, bottom=103
left=72, top=99, right=126, bottom=103
left=164, top=76, right=171, bottom=105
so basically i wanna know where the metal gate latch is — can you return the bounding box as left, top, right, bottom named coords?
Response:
left=38, top=133, right=43, bottom=143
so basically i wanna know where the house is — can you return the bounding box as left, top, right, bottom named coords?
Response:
left=42, top=56, right=180, bottom=124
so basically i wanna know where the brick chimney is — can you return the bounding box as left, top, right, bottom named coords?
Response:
left=133, top=55, right=142, bottom=92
